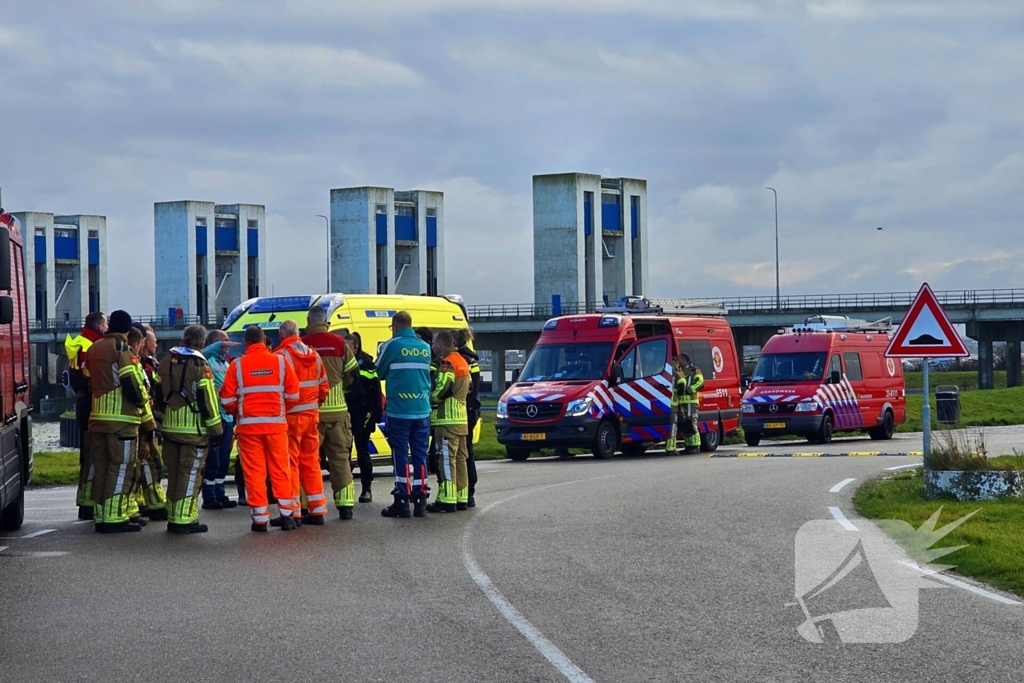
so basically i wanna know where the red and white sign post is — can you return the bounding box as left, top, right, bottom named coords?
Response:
left=885, top=283, right=970, bottom=458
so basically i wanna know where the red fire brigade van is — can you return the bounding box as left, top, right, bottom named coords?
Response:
left=0, top=209, right=33, bottom=530
left=495, top=299, right=742, bottom=460
left=741, top=316, right=906, bottom=446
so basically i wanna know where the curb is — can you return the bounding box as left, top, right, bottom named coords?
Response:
left=708, top=452, right=924, bottom=458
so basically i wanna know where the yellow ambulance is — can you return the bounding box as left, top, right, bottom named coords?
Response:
left=220, top=293, right=481, bottom=459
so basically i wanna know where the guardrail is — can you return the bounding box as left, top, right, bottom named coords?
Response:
left=26, top=288, right=1024, bottom=332
left=466, top=289, right=1024, bottom=321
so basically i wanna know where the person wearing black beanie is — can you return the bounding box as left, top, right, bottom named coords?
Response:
left=109, top=310, right=133, bottom=335
left=85, top=309, right=157, bottom=533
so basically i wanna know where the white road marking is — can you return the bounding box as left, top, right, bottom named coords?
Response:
left=900, top=562, right=1022, bottom=606
left=0, top=546, right=7, bottom=553
left=14, top=529, right=55, bottom=539
left=460, top=470, right=667, bottom=683
left=829, top=506, right=858, bottom=531
left=886, top=463, right=924, bottom=471
left=25, top=506, right=77, bottom=511
left=829, top=478, right=856, bottom=493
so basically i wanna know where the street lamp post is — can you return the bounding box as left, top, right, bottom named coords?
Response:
left=316, top=214, right=330, bottom=292
left=765, top=187, right=780, bottom=310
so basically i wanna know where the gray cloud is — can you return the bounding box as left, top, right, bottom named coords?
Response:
left=1, top=1, right=1022, bottom=315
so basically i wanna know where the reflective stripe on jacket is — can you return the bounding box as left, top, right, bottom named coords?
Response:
left=219, top=343, right=300, bottom=434
left=159, top=347, right=224, bottom=444
left=275, top=337, right=329, bottom=415
left=85, top=333, right=155, bottom=433
left=376, top=328, right=433, bottom=420
left=430, top=349, right=470, bottom=430
left=301, top=322, right=358, bottom=421
left=671, top=367, right=705, bottom=407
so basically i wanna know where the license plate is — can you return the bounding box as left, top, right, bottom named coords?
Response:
left=520, top=433, right=546, bottom=441
left=763, top=422, right=786, bottom=429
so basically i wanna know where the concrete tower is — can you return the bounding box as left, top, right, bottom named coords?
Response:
left=533, top=173, right=648, bottom=312
left=329, top=186, right=444, bottom=296
left=13, top=211, right=108, bottom=324
left=154, top=200, right=266, bottom=325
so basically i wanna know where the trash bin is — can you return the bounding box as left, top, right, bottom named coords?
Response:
left=59, top=414, right=80, bottom=449
left=935, top=385, right=961, bottom=425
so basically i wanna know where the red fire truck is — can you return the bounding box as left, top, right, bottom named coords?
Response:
left=741, top=316, right=906, bottom=446
left=0, top=209, right=33, bottom=530
left=495, top=298, right=742, bottom=460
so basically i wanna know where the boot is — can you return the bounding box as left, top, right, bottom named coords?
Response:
left=683, top=445, right=700, bottom=455
left=426, top=499, right=456, bottom=514
left=302, top=513, right=325, bottom=526
left=147, top=508, right=168, bottom=521
left=217, top=497, right=238, bottom=509
left=250, top=522, right=268, bottom=533
left=359, top=488, right=372, bottom=503
left=467, top=492, right=476, bottom=509
left=269, top=515, right=292, bottom=527
left=129, top=516, right=149, bottom=527
left=413, top=494, right=427, bottom=518
left=456, top=502, right=468, bottom=511
left=97, top=521, right=143, bottom=534
left=338, top=507, right=353, bottom=521
left=78, top=505, right=93, bottom=520
left=202, top=499, right=224, bottom=510
left=279, top=515, right=297, bottom=531
left=381, top=495, right=411, bottom=518
left=167, top=522, right=209, bottom=534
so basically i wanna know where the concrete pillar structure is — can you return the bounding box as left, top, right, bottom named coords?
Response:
left=977, top=339, right=994, bottom=390
left=1007, top=340, right=1021, bottom=388
left=491, top=348, right=506, bottom=395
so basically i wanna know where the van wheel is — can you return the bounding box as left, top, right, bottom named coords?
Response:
left=744, top=432, right=761, bottom=447
left=700, top=422, right=722, bottom=453
left=869, top=410, right=895, bottom=441
left=505, top=447, right=531, bottom=462
left=0, top=486, right=24, bottom=531
left=621, top=442, right=647, bottom=456
left=813, top=414, right=834, bottom=445
left=591, top=421, right=619, bottom=459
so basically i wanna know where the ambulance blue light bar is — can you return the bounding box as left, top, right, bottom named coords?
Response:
left=598, top=315, right=621, bottom=328
left=249, top=295, right=317, bottom=313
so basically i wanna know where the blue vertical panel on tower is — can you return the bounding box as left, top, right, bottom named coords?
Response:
left=54, top=231, right=79, bottom=260
left=426, top=217, right=437, bottom=247
left=630, top=196, right=639, bottom=239
left=552, top=294, right=561, bottom=317
left=247, top=228, right=259, bottom=256
left=395, top=215, right=416, bottom=241
left=215, top=227, right=239, bottom=251
left=195, top=226, right=208, bottom=255
left=584, top=198, right=592, bottom=236
left=601, top=202, right=621, bottom=232
left=88, top=237, right=100, bottom=265
left=34, top=235, right=46, bottom=264
left=375, top=214, right=387, bottom=245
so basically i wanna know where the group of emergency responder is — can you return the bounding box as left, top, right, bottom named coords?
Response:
left=64, top=306, right=481, bottom=534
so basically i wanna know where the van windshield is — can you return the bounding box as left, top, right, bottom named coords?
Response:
left=519, top=343, right=613, bottom=382
left=753, top=352, right=828, bottom=383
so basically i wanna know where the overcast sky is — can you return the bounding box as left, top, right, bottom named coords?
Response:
left=2, top=0, right=1022, bottom=313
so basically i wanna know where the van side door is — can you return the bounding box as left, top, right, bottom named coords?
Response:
left=609, top=336, right=672, bottom=438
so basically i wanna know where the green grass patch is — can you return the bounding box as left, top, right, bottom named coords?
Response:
left=30, top=451, right=80, bottom=486
left=904, top=370, right=1006, bottom=391
left=854, top=468, right=1024, bottom=597
left=899, top=385, right=1024, bottom=432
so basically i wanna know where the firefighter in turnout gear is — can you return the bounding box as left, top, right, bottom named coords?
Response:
left=344, top=332, right=382, bottom=504
left=275, top=320, right=330, bottom=526
left=454, top=328, right=481, bottom=508
left=84, top=310, right=156, bottom=533
left=159, top=325, right=224, bottom=534
left=666, top=353, right=704, bottom=455
left=66, top=311, right=107, bottom=521
left=133, top=325, right=168, bottom=521
left=426, top=330, right=471, bottom=513
left=301, top=306, right=359, bottom=520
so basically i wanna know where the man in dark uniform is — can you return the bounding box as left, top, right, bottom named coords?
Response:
left=344, top=332, right=382, bottom=503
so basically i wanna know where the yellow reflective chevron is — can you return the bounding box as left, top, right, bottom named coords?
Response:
left=92, top=390, right=141, bottom=425
left=320, top=382, right=348, bottom=414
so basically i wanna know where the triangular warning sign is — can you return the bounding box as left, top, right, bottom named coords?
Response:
left=886, top=283, right=969, bottom=358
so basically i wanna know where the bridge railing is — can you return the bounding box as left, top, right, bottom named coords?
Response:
left=29, top=314, right=209, bottom=333
left=466, top=289, right=1024, bottom=321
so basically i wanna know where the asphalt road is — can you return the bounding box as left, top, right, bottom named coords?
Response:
left=2, top=447, right=1022, bottom=682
